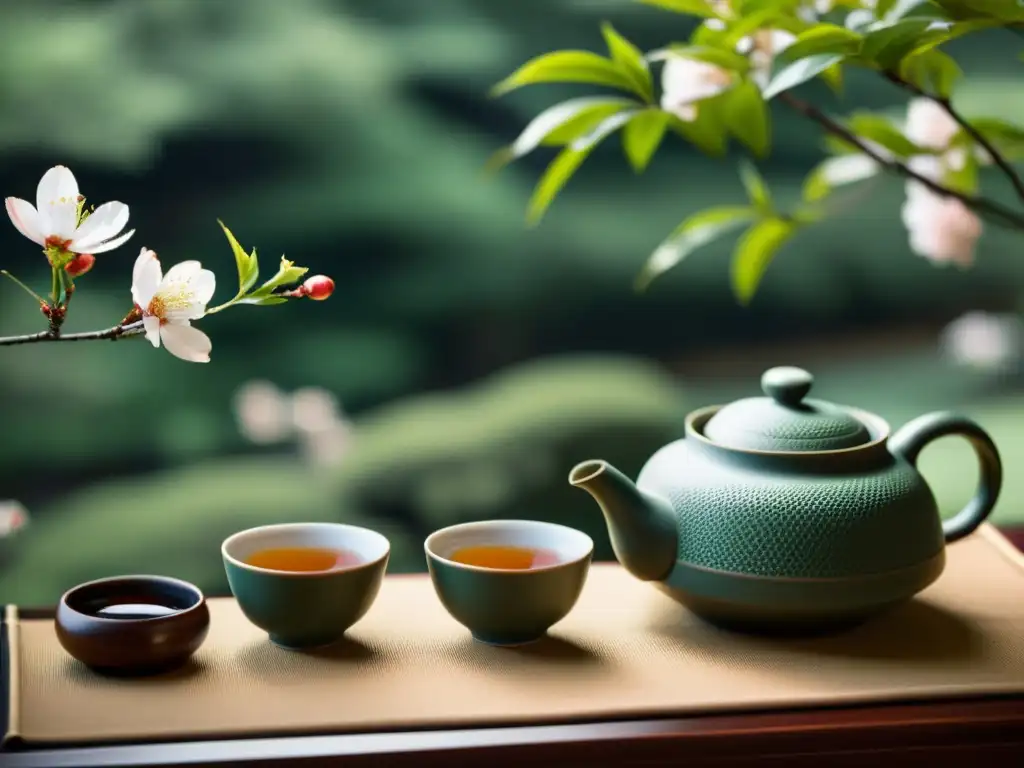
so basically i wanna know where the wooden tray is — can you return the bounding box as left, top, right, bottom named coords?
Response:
left=4, top=524, right=1024, bottom=749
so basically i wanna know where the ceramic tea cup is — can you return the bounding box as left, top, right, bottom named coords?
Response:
left=424, top=519, right=593, bottom=646
left=56, top=574, right=210, bottom=676
left=222, top=522, right=390, bottom=649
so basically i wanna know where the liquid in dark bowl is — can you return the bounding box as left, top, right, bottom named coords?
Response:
left=56, top=575, right=210, bottom=676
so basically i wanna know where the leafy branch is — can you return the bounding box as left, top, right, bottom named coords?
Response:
left=779, top=92, right=1024, bottom=232
left=881, top=69, right=1024, bottom=205
left=0, top=218, right=332, bottom=354
left=489, top=0, right=1024, bottom=303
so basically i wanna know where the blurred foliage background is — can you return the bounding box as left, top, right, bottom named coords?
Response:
left=1, top=0, right=1023, bottom=605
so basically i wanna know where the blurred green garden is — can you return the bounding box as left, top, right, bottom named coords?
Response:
left=1, top=0, right=1023, bottom=606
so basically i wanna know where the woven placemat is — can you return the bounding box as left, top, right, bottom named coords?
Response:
left=6, top=524, right=1024, bottom=747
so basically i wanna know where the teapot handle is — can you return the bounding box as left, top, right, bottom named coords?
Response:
left=888, top=411, right=1002, bottom=544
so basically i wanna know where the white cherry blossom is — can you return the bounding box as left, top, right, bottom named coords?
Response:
left=899, top=98, right=982, bottom=266
left=131, top=248, right=216, bottom=363
left=233, top=380, right=292, bottom=443
left=4, top=165, right=134, bottom=257
left=660, top=56, right=735, bottom=122
left=697, top=1, right=796, bottom=91
left=905, top=98, right=965, bottom=178
left=799, top=0, right=837, bottom=21
left=941, top=311, right=1023, bottom=372
left=0, top=500, right=29, bottom=538
left=905, top=98, right=960, bottom=152
left=737, top=29, right=797, bottom=91
left=901, top=186, right=981, bottom=268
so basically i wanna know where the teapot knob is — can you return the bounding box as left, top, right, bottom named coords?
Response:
left=762, top=366, right=813, bottom=407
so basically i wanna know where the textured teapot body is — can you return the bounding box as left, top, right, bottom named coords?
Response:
left=638, top=415, right=945, bottom=581
left=569, top=366, right=1003, bottom=634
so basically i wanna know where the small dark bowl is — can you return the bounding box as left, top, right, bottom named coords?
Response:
left=55, top=575, right=210, bottom=676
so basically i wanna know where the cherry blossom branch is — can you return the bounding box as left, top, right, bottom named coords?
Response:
left=0, top=321, right=144, bottom=347
left=881, top=70, right=1024, bottom=205
left=780, top=92, right=1024, bottom=232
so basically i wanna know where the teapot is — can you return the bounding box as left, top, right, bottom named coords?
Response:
left=569, top=366, right=1002, bottom=634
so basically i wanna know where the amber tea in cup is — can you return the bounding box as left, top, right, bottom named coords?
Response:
left=425, top=520, right=593, bottom=646
left=448, top=544, right=561, bottom=570
left=244, top=546, right=363, bottom=573
left=222, top=522, right=391, bottom=649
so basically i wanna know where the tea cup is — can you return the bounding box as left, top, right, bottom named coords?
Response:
left=56, top=574, right=210, bottom=676
left=424, top=519, right=593, bottom=646
left=222, top=522, right=390, bottom=649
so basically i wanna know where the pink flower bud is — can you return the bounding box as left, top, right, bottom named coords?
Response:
left=301, top=275, right=334, bottom=301
left=65, top=253, right=95, bottom=277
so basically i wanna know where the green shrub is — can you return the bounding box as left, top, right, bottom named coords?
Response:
left=0, top=355, right=683, bottom=605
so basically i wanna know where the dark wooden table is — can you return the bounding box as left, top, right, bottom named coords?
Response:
left=4, top=528, right=1024, bottom=768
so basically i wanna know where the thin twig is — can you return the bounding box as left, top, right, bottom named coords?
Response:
left=780, top=92, right=1024, bottom=232
left=0, top=321, right=145, bottom=347
left=882, top=70, right=1024, bottom=205
left=0, top=270, right=47, bottom=304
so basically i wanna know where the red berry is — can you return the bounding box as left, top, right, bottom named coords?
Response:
left=302, top=275, right=334, bottom=301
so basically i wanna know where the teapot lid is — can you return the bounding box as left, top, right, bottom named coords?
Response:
left=702, top=366, right=872, bottom=452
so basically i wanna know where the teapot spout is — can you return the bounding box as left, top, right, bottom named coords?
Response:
left=569, top=460, right=677, bottom=582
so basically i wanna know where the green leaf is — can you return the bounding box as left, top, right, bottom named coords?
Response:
left=822, top=60, right=844, bottom=95
left=876, top=0, right=899, bottom=16
left=724, top=80, right=770, bottom=157
left=491, top=51, right=643, bottom=98
left=943, top=151, right=979, bottom=195
left=541, top=100, right=641, bottom=145
left=763, top=54, right=844, bottom=100
left=783, top=24, right=863, bottom=61
left=652, top=45, right=750, bottom=73
left=237, top=295, right=289, bottom=307
left=249, top=257, right=309, bottom=298
left=930, top=0, right=1024, bottom=21
left=622, top=110, right=670, bottom=172
left=526, top=111, right=636, bottom=225
left=967, top=117, right=1024, bottom=160
left=635, top=205, right=757, bottom=291
left=486, top=96, right=640, bottom=172
left=738, top=159, right=773, bottom=212
left=219, top=220, right=259, bottom=294
left=983, top=0, right=1024, bottom=20
left=667, top=92, right=731, bottom=156
left=823, top=133, right=862, bottom=155
left=634, top=0, right=718, bottom=17
left=898, top=48, right=962, bottom=99
left=736, top=0, right=806, bottom=12
left=801, top=153, right=880, bottom=202
left=723, top=7, right=802, bottom=46
left=802, top=167, right=832, bottom=203
left=859, top=19, right=933, bottom=67
left=571, top=109, right=641, bottom=150
left=901, top=19, right=1000, bottom=60
left=846, top=113, right=923, bottom=157
left=601, top=23, right=654, bottom=103
left=730, top=217, right=796, bottom=305
left=527, top=148, right=589, bottom=227
left=883, top=0, right=945, bottom=21
left=691, top=18, right=730, bottom=48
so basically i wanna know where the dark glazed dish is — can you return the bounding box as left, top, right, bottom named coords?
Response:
left=55, top=575, right=210, bottom=675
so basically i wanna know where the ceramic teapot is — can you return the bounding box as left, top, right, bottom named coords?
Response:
left=569, top=366, right=1002, bottom=634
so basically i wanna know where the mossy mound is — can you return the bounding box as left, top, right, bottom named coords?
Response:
left=0, top=355, right=684, bottom=606
left=328, top=354, right=686, bottom=556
